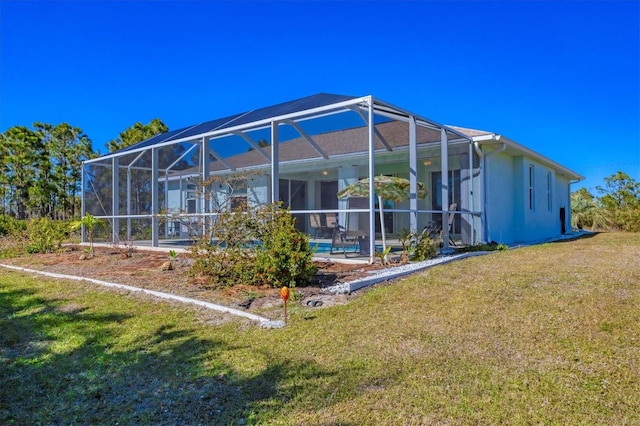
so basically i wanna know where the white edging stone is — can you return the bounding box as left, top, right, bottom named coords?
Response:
left=322, top=252, right=500, bottom=294
left=2, top=232, right=588, bottom=326
left=0, top=264, right=284, bottom=329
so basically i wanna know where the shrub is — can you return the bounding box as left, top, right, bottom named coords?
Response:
left=0, top=234, right=27, bottom=259
left=189, top=201, right=262, bottom=288
left=70, top=214, right=104, bottom=255
left=0, top=215, right=28, bottom=258
left=189, top=202, right=317, bottom=289
left=0, top=214, right=26, bottom=237
left=253, top=204, right=317, bottom=288
left=609, top=206, right=640, bottom=232
left=413, top=235, right=439, bottom=261
left=25, top=218, right=69, bottom=254
left=398, top=228, right=439, bottom=262
left=459, top=241, right=509, bottom=253
left=189, top=239, right=258, bottom=288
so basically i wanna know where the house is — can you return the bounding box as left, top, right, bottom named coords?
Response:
left=81, top=93, right=583, bottom=254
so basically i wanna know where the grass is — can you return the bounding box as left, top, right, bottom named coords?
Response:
left=1, top=232, right=639, bottom=425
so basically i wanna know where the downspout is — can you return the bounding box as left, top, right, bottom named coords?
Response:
left=473, top=136, right=506, bottom=244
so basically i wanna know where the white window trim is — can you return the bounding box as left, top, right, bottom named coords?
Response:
left=528, top=164, right=535, bottom=211
left=547, top=171, right=552, bottom=212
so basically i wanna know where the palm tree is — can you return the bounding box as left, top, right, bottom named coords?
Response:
left=571, top=189, right=609, bottom=230
left=72, top=213, right=104, bottom=256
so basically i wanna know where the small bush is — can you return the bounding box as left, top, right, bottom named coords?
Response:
left=0, top=214, right=26, bottom=237
left=412, top=234, right=439, bottom=261
left=253, top=205, right=317, bottom=288
left=0, top=235, right=27, bottom=259
left=189, top=239, right=257, bottom=288
left=0, top=215, right=28, bottom=258
left=610, top=207, right=640, bottom=232
left=189, top=202, right=317, bottom=288
left=71, top=214, right=104, bottom=255
left=398, top=228, right=439, bottom=262
left=25, top=218, right=69, bottom=254
left=459, top=241, right=509, bottom=253
left=189, top=201, right=263, bottom=288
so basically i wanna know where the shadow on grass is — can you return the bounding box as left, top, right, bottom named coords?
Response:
left=0, top=280, right=371, bottom=424
left=550, top=230, right=599, bottom=244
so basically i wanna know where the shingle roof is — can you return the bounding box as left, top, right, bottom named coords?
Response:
left=170, top=120, right=486, bottom=175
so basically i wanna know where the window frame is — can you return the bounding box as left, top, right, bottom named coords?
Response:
left=528, top=164, right=535, bottom=211
left=546, top=171, right=552, bottom=212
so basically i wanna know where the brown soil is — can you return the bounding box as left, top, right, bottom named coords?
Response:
left=1, top=245, right=384, bottom=315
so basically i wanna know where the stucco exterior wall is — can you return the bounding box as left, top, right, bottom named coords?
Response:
left=486, top=152, right=573, bottom=245
left=520, top=157, right=556, bottom=242
left=485, top=152, right=516, bottom=244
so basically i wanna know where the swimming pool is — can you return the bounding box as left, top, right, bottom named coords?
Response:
left=310, top=241, right=385, bottom=254
left=310, top=242, right=356, bottom=253
left=163, top=239, right=384, bottom=255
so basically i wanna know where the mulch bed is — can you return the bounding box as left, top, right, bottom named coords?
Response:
left=1, top=245, right=385, bottom=313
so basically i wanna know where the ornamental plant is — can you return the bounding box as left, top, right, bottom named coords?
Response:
left=71, top=213, right=104, bottom=256
left=25, top=218, right=69, bottom=254
left=0, top=214, right=26, bottom=237
left=398, top=227, right=439, bottom=262
left=253, top=204, right=317, bottom=288
left=188, top=202, right=259, bottom=288
left=189, top=202, right=316, bottom=289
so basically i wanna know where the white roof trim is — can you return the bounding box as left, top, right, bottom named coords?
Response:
left=474, top=134, right=583, bottom=180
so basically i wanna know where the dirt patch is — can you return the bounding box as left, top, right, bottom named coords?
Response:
left=1, top=245, right=384, bottom=315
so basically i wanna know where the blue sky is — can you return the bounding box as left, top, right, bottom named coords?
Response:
left=1, top=0, right=638, bottom=192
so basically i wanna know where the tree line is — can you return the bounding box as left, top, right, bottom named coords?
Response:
left=571, top=171, right=640, bottom=232
left=0, top=119, right=168, bottom=220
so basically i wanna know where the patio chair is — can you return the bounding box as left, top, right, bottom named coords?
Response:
left=329, top=214, right=366, bottom=258
left=309, top=213, right=330, bottom=238
left=447, top=203, right=457, bottom=246
left=420, top=203, right=457, bottom=246
left=421, top=220, right=442, bottom=240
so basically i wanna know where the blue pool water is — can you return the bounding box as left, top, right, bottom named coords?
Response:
left=311, top=242, right=355, bottom=253
left=310, top=241, right=384, bottom=254
left=164, top=239, right=386, bottom=255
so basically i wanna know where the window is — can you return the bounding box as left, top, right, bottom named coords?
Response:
left=528, top=164, right=535, bottom=211
left=186, top=185, right=196, bottom=214
left=230, top=195, right=248, bottom=210
left=186, top=199, right=196, bottom=214
left=547, top=172, right=552, bottom=211
left=320, top=180, right=338, bottom=210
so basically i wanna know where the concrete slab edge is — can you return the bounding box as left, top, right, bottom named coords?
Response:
left=0, top=263, right=284, bottom=329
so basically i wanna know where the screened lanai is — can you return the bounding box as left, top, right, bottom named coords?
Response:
left=82, top=93, right=483, bottom=259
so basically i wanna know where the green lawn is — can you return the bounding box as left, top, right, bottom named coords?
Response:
left=1, top=232, right=639, bottom=425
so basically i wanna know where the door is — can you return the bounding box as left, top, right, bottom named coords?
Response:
left=320, top=180, right=338, bottom=210
left=279, top=179, right=307, bottom=231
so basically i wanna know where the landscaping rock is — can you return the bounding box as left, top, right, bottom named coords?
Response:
left=160, top=261, right=174, bottom=271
